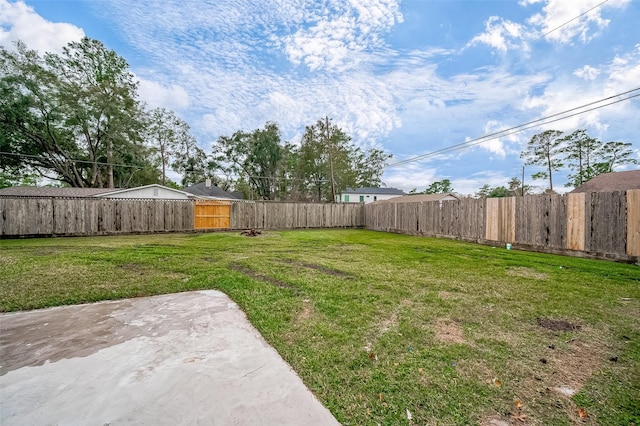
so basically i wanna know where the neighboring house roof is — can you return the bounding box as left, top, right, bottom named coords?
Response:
left=97, top=184, right=195, bottom=199
left=0, top=184, right=195, bottom=199
left=570, top=170, right=640, bottom=193
left=376, top=193, right=460, bottom=203
left=0, top=186, right=114, bottom=197
left=182, top=182, right=240, bottom=199
left=342, top=187, right=406, bottom=195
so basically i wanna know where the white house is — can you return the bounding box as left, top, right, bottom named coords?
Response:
left=375, top=193, right=460, bottom=204
left=337, top=187, right=406, bottom=204
left=0, top=184, right=196, bottom=200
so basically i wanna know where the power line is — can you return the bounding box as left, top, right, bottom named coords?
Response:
left=538, top=0, right=609, bottom=39
left=385, top=87, right=640, bottom=169
left=0, top=151, right=143, bottom=169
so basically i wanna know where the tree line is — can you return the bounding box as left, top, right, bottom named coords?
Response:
left=0, top=38, right=390, bottom=201
left=472, top=129, right=636, bottom=198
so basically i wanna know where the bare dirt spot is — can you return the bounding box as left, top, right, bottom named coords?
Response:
left=295, top=299, right=314, bottom=325
left=537, top=318, right=581, bottom=332
left=507, top=267, right=549, bottom=280
left=434, top=319, right=466, bottom=344
left=229, top=263, right=295, bottom=291
left=0, top=255, right=18, bottom=266
left=478, top=415, right=510, bottom=426
left=379, top=312, right=398, bottom=334
left=279, top=259, right=352, bottom=278
left=118, top=263, right=145, bottom=273
left=438, top=291, right=459, bottom=300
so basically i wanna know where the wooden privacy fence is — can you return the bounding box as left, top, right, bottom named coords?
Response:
left=0, top=197, right=194, bottom=237
left=0, top=198, right=364, bottom=237
left=365, top=190, right=640, bottom=261
left=230, top=201, right=364, bottom=229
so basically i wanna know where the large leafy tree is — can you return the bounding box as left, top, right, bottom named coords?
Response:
left=0, top=38, right=148, bottom=187
left=594, top=141, right=638, bottom=174
left=424, top=179, right=453, bottom=194
left=295, top=117, right=390, bottom=202
left=146, top=107, right=207, bottom=186
left=212, top=122, right=285, bottom=200
left=520, top=130, right=564, bottom=192
left=560, top=129, right=601, bottom=188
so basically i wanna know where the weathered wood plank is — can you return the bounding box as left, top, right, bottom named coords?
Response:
left=566, top=193, right=585, bottom=251
left=627, top=189, right=640, bottom=256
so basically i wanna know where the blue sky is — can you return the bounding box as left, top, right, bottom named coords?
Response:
left=1, top=0, right=638, bottom=194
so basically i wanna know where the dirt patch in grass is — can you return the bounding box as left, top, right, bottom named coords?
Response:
left=537, top=318, right=581, bottom=332
left=0, top=254, right=18, bottom=266
left=507, top=267, right=549, bottom=280
left=434, top=319, right=466, bottom=344
left=229, top=263, right=294, bottom=290
left=279, top=259, right=352, bottom=278
left=294, top=299, right=315, bottom=325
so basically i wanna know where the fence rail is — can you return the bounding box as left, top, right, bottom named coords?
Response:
left=365, top=190, right=639, bottom=261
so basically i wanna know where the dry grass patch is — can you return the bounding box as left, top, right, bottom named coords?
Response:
left=434, top=318, right=466, bottom=344
left=507, top=267, right=549, bottom=280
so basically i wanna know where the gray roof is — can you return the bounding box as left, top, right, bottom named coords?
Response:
left=376, top=193, right=460, bottom=203
left=0, top=186, right=115, bottom=197
left=182, top=182, right=240, bottom=199
left=570, top=170, right=640, bottom=193
left=342, top=187, right=406, bottom=195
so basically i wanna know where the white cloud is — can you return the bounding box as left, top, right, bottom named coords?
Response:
left=573, top=65, right=600, bottom=81
left=467, top=16, right=529, bottom=53
left=137, top=77, right=190, bottom=111
left=0, top=0, right=84, bottom=52
left=280, top=0, right=403, bottom=71
left=528, top=0, right=630, bottom=44
left=476, top=120, right=523, bottom=159
left=523, top=47, right=640, bottom=135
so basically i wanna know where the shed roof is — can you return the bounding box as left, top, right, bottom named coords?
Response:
left=342, top=187, right=406, bottom=195
left=570, top=170, right=640, bottom=193
left=0, top=186, right=114, bottom=197
left=182, top=182, right=240, bottom=199
left=376, top=193, right=460, bottom=203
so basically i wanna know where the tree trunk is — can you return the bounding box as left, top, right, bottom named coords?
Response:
left=107, top=140, right=114, bottom=188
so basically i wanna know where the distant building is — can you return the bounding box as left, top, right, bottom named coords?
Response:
left=0, top=184, right=195, bottom=200
left=570, top=170, right=640, bottom=193
left=337, top=187, right=406, bottom=204
left=375, top=193, right=460, bottom=204
left=182, top=179, right=242, bottom=200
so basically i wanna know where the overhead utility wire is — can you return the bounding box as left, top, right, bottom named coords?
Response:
left=385, top=88, right=640, bottom=169
left=538, top=0, right=609, bottom=39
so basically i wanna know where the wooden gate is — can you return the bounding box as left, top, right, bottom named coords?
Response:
left=194, top=200, right=231, bottom=230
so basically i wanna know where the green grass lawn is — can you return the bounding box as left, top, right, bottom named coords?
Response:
left=1, top=230, right=638, bottom=425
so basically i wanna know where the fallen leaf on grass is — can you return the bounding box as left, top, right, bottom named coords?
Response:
left=493, top=378, right=502, bottom=387
left=368, top=352, right=378, bottom=361
left=418, top=368, right=424, bottom=374
left=511, top=414, right=527, bottom=422
left=576, top=408, right=588, bottom=419
left=379, top=393, right=383, bottom=402
left=515, top=400, right=523, bottom=409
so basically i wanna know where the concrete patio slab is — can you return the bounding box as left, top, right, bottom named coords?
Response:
left=0, top=291, right=340, bottom=425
